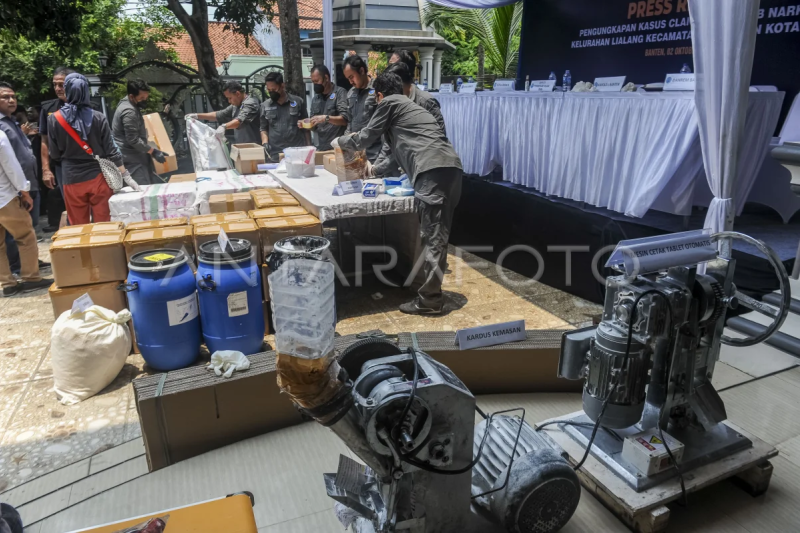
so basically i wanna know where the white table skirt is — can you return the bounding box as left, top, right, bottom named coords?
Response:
left=438, top=91, right=784, bottom=218
left=268, top=169, right=415, bottom=223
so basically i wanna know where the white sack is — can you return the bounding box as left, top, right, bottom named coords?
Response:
left=186, top=117, right=232, bottom=172
left=51, top=306, right=132, bottom=405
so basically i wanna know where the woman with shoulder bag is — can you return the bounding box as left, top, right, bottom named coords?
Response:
left=47, top=73, right=135, bottom=224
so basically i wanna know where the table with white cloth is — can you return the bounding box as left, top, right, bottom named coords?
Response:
left=268, top=168, right=420, bottom=278
left=438, top=91, right=785, bottom=218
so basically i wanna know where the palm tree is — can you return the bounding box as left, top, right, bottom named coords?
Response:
left=422, top=2, right=523, bottom=79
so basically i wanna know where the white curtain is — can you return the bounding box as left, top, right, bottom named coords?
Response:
left=690, top=0, right=760, bottom=237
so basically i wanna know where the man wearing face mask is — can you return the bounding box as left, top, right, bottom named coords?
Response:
left=187, top=80, right=261, bottom=145
left=343, top=54, right=382, bottom=162
left=259, top=72, right=310, bottom=162
left=338, top=73, right=462, bottom=316
left=303, top=64, right=348, bottom=151
left=112, top=79, right=166, bottom=185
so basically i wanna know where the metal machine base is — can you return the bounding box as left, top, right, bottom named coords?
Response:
left=560, top=412, right=752, bottom=491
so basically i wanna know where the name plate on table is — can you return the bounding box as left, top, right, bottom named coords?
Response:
left=664, top=73, right=695, bottom=91
left=438, top=83, right=454, bottom=94
left=529, top=80, right=556, bottom=92
left=456, top=320, right=526, bottom=350
left=593, top=76, right=626, bottom=92
left=494, top=79, right=516, bottom=91
left=460, top=82, right=478, bottom=94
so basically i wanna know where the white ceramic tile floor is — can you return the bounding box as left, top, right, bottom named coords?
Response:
left=719, top=329, right=798, bottom=377
left=712, top=362, right=754, bottom=390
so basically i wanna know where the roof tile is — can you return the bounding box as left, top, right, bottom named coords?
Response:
left=159, top=22, right=268, bottom=69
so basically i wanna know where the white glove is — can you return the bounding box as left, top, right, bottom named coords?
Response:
left=121, top=170, right=141, bottom=192
left=364, top=160, right=374, bottom=178
left=185, top=113, right=198, bottom=120
left=216, top=125, right=227, bottom=136
left=207, top=350, right=250, bottom=378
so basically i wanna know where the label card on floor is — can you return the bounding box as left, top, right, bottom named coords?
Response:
left=460, top=82, right=478, bottom=94
left=530, top=80, right=557, bottom=92
left=593, top=76, right=626, bottom=92
left=456, top=320, right=526, bottom=350
left=71, top=293, right=94, bottom=316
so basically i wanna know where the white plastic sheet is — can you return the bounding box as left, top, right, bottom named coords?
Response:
left=109, top=181, right=198, bottom=222
left=186, top=117, right=232, bottom=172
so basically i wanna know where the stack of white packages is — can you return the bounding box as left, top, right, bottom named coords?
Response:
left=109, top=181, right=198, bottom=223
left=194, top=169, right=282, bottom=214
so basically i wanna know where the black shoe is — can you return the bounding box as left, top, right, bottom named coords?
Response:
left=399, top=298, right=443, bottom=316
left=38, top=260, right=51, bottom=269
left=21, top=278, right=53, bottom=293
left=2, top=283, right=22, bottom=297
left=36, top=236, right=43, bottom=243
left=42, top=226, right=59, bottom=233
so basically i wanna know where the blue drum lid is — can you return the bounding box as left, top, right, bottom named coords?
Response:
left=198, top=238, right=253, bottom=264
left=129, top=249, right=188, bottom=272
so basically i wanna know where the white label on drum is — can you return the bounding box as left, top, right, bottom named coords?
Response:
left=167, top=292, right=199, bottom=326
left=227, top=291, right=249, bottom=317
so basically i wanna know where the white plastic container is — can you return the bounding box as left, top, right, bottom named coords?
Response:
left=283, top=146, right=317, bottom=178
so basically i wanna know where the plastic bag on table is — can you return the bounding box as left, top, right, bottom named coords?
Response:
left=186, top=117, right=232, bottom=171
left=284, top=146, right=317, bottom=178
left=331, top=137, right=368, bottom=182
left=111, top=515, right=169, bottom=533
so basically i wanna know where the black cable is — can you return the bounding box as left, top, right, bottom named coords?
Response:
left=475, top=405, right=489, bottom=420
left=536, top=420, right=623, bottom=442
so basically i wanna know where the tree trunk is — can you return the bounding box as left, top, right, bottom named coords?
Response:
left=477, top=43, right=485, bottom=86
left=276, top=0, right=305, bottom=98
left=165, top=0, right=224, bottom=110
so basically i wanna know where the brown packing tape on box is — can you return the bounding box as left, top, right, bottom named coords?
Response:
left=396, top=330, right=582, bottom=394
left=124, top=226, right=195, bottom=262
left=143, top=113, right=178, bottom=174
left=256, top=215, right=322, bottom=256
left=49, top=232, right=128, bottom=288
left=48, top=280, right=128, bottom=319
left=132, top=332, right=379, bottom=471
left=190, top=212, right=250, bottom=226
left=125, top=218, right=189, bottom=231
left=249, top=206, right=307, bottom=219
left=251, top=193, right=300, bottom=209
left=208, top=193, right=254, bottom=214
left=53, top=221, right=124, bottom=240
left=194, top=220, right=260, bottom=262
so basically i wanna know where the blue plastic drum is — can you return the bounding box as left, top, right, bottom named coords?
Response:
left=124, top=249, right=201, bottom=370
left=196, top=239, right=265, bottom=355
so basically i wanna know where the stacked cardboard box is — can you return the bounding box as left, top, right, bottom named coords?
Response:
left=109, top=182, right=197, bottom=224
left=52, top=222, right=124, bottom=240
left=125, top=217, right=189, bottom=231
left=194, top=220, right=261, bottom=262
left=230, top=144, right=266, bottom=174
left=50, top=231, right=128, bottom=287
left=194, top=170, right=280, bottom=215
left=48, top=281, right=128, bottom=319
left=190, top=212, right=250, bottom=226
left=123, top=226, right=195, bottom=262
left=250, top=189, right=300, bottom=209
left=256, top=215, right=322, bottom=256
left=208, top=193, right=254, bottom=213
left=249, top=206, right=308, bottom=220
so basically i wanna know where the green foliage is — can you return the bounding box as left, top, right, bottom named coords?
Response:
left=423, top=2, right=523, bottom=78
left=0, top=0, right=180, bottom=105
left=102, top=81, right=165, bottom=115
left=438, top=27, right=479, bottom=77
left=0, top=0, right=88, bottom=51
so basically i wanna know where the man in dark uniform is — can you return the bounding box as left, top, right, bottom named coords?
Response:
left=339, top=73, right=463, bottom=315
left=188, top=80, right=261, bottom=145
left=259, top=72, right=310, bottom=162
left=112, top=79, right=167, bottom=185
left=304, top=64, right=348, bottom=151
left=343, top=54, right=382, bottom=162
left=39, top=66, right=73, bottom=231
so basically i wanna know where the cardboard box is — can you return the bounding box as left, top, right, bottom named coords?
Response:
left=251, top=192, right=300, bottom=209
left=169, top=173, right=196, bottom=183
left=53, top=222, right=124, bottom=240
left=323, top=153, right=337, bottom=175
left=125, top=218, right=189, bottom=231
left=208, top=193, right=255, bottom=214
left=230, top=143, right=266, bottom=175
left=143, top=113, right=178, bottom=174
left=396, top=331, right=582, bottom=394
left=194, top=220, right=260, bottom=260
left=124, top=226, right=195, bottom=262
left=261, top=263, right=270, bottom=301
left=278, top=149, right=333, bottom=166
left=50, top=232, right=128, bottom=288
left=249, top=206, right=308, bottom=220
left=256, top=215, right=322, bottom=255
left=48, top=281, right=128, bottom=319
left=191, top=212, right=251, bottom=226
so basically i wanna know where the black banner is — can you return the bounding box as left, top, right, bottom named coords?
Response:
left=517, top=0, right=800, bottom=129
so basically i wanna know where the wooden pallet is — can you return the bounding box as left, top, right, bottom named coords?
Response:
left=537, top=412, right=778, bottom=533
